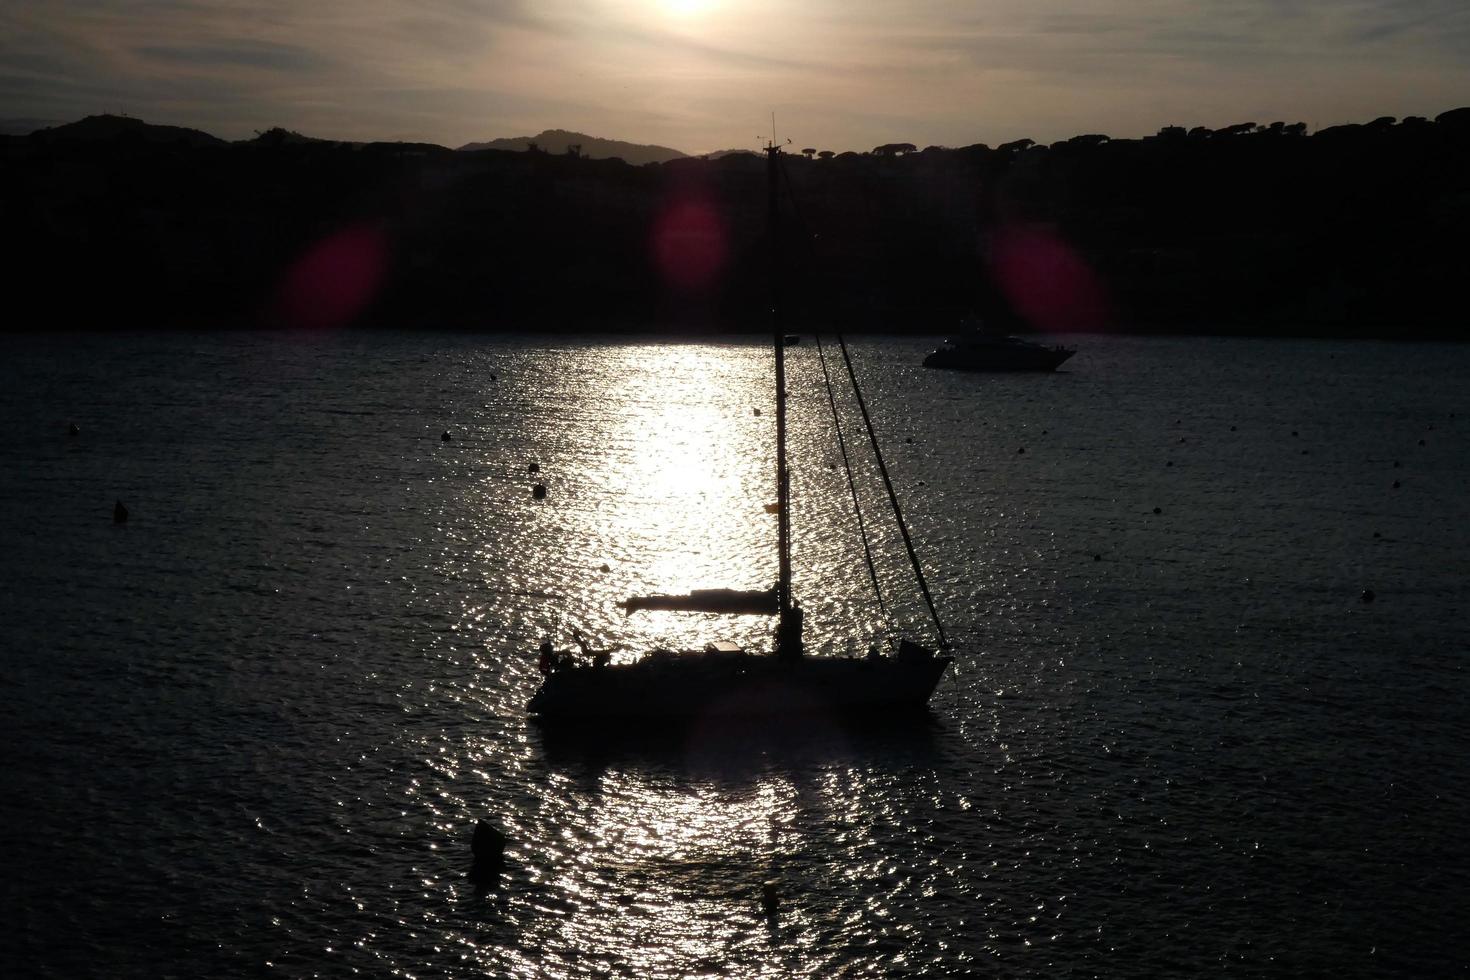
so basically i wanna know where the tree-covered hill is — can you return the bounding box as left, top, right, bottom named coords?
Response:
left=2, top=110, right=1467, bottom=336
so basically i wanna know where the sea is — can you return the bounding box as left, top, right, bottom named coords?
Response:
left=0, top=331, right=1466, bottom=978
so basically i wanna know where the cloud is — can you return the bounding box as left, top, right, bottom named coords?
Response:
left=0, top=0, right=1466, bottom=150
left=134, top=40, right=332, bottom=73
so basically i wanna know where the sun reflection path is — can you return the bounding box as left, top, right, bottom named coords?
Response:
left=459, top=339, right=927, bottom=669
left=503, top=342, right=783, bottom=657
left=402, top=337, right=993, bottom=976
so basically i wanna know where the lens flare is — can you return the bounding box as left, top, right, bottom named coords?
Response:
left=273, top=221, right=388, bottom=329
left=652, top=198, right=728, bottom=293
left=990, top=223, right=1109, bottom=332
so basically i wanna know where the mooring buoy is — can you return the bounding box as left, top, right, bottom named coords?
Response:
left=532, top=484, right=547, bottom=499
left=471, top=819, right=507, bottom=892
left=113, top=500, right=129, bottom=524
left=760, top=880, right=780, bottom=916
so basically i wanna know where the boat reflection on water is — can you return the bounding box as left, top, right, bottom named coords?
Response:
left=532, top=703, right=949, bottom=774
left=505, top=714, right=955, bottom=979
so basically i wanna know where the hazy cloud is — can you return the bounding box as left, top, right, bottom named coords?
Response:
left=134, top=40, right=332, bottom=73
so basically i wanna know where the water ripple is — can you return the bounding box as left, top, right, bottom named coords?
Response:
left=1, top=332, right=1467, bottom=976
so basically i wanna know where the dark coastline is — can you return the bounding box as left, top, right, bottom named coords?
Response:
left=4, top=109, right=1468, bottom=339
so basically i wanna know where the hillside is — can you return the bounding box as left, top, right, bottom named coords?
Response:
left=3, top=109, right=1468, bottom=336
left=457, top=128, right=687, bottom=165
left=30, top=114, right=224, bottom=147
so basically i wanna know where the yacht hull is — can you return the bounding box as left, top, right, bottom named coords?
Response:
left=923, top=345, right=1075, bottom=372
left=528, top=651, right=952, bottom=723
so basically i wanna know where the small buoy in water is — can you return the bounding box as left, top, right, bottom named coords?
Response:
left=917, top=480, right=926, bottom=486
left=532, top=483, right=547, bottom=499
left=753, top=408, right=761, bottom=417
left=760, top=880, right=780, bottom=916
left=1392, top=480, right=1401, bottom=489
left=905, top=437, right=913, bottom=444
left=599, top=563, right=610, bottom=572
left=1360, top=589, right=1376, bottom=604
left=528, top=462, right=540, bottom=474
left=113, top=500, right=128, bottom=524
left=763, top=502, right=780, bottom=514
left=1093, top=553, right=1102, bottom=562
left=68, top=422, right=80, bottom=437
left=1372, top=531, right=1381, bottom=539
left=1301, top=449, right=1309, bottom=455
left=1230, top=425, right=1237, bottom=432
left=471, top=819, right=507, bottom=892
left=1178, top=437, right=1186, bottom=444
left=472, top=819, right=506, bottom=862
left=1392, top=460, right=1400, bottom=468
left=490, top=373, right=498, bottom=382
left=441, top=431, right=451, bottom=442
left=1153, top=506, right=1162, bottom=515
left=1042, top=429, right=1048, bottom=435
left=1017, top=446, right=1025, bottom=454
left=1291, top=431, right=1298, bottom=437
left=1165, top=460, right=1173, bottom=467
left=1418, top=439, right=1426, bottom=446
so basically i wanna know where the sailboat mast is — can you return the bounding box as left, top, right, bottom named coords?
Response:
left=767, top=143, right=795, bottom=633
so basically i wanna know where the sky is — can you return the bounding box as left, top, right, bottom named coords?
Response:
left=2, top=0, right=1468, bottom=152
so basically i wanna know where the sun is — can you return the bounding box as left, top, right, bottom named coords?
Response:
left=660, top=0, right=719, bottom=17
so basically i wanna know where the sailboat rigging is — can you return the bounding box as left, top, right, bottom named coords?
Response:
left=526, top=143, right=953, bottom=723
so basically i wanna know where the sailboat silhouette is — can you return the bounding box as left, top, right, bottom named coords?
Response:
left=528, top=144, right=953, bottom=724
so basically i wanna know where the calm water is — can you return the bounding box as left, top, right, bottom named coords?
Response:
left=1, top=331, right=1467, bottom=978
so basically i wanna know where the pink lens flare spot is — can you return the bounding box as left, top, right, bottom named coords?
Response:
left=652, top=198, right=728, bottom=292
left=275, top=222, right=389, bottom=329
left=991, top=224, right=1109, bottom=332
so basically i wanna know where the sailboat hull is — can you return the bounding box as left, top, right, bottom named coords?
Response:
left=528, top=650, right=952, bottom=723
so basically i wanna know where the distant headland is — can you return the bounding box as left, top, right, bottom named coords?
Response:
left=3, top=109, right=1468, bottom=338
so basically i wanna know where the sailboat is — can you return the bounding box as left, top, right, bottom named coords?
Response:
left=527, top=144, right=953, bottom=724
